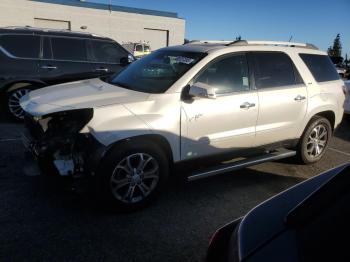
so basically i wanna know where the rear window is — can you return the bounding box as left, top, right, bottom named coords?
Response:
left=51, top=37, right=87, bottom=61
left=252, top=52, right=300, bottom=89
left=0, top=35, right=40, bottom=59
left=90, top=40, right=126, bottom=63
left=135, top=45, right=143, bottom=52
left=299, top=54, right=339, bottom=82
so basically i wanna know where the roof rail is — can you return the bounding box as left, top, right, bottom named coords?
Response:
left=227, top=40, right=318, bottom=50
left=2, top=26, right=107, bottom=38
left=184, top=39, right=318, bottom=50
left=185, top=40, right=232, bottom=45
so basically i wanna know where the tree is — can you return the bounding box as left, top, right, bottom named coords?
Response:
left=345, top=54, right=349, bottom=68
left=327, top=34, right=342, bottom=58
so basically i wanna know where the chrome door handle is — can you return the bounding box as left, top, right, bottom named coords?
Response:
left=41, top=65, right=57, bottom=70
left=294, top=95, right=306, bottom=101
left=240, top=102, right=255, bottom=109
left=95, top=68, right=109, bottom=72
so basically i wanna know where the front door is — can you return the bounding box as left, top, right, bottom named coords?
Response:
left=181, top=53, right=258, bottom=160
left=88, top=39, right=129, bottom=77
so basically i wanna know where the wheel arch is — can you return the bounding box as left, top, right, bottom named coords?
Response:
left=315, top=111, right=335, bottom=131
left=103, top=134, right=175, bottom=166
left=2, top=79, right=46, bottom=93
left=299, top=105, right=337, bottom=137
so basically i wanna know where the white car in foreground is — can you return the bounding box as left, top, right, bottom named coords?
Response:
left=20, top=40, right=345, bottom=209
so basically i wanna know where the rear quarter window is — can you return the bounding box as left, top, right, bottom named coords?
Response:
left=0, top=35, right=40, bottom=59
left=299, top=54, right=340, bottom=82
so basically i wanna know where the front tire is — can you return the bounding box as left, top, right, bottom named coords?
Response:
left=98, top=141, right=169, bottom=210
left=6, top=85, right=32, bottom=120
left=297, top=116, right=332, bottom=164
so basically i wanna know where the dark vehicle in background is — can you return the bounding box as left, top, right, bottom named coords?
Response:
left=0, top=26, right=134, bottom=119
left=207, top=163, right=350, bottom=262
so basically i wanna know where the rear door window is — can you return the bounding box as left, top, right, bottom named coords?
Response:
left=252, top=52, right=299, bottom=89
left=51, top=37, right=87, bottom=61
left=0, top=35, right=40, bottom=59
left=299, top=54, right=339, bottom=82
left=89, top=40, right=126, bottom=63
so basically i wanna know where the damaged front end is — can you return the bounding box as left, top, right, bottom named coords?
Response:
left=23, top=108, right=100, bottom=177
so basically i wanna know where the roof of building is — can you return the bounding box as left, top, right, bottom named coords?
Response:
left=30, top=0, right=180, bottom=18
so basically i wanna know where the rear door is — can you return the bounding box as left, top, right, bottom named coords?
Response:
left=251, top=52, right=307, bottom=146
left=39, top=36, right=94, bottom=85
left=88, top=39, right=129, bottom=77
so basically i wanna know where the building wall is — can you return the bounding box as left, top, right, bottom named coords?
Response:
left=0, top=0, right=185, bottom=50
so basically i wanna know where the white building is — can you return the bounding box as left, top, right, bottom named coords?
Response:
left=0, top=0, right=186, bottom=50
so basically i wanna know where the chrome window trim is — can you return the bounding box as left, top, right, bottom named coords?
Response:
left=255, top=83, right=307, bottom=92
left=215, top=88, right=256, bottom=98
left=0, top=46, right=17, bottom=59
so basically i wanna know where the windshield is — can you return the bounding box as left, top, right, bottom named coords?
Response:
left=144, top=45, right=150, bottom=52
left=108, top=50, right=206, bottom=93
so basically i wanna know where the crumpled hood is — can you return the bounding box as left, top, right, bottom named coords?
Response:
left=20, top=78, right=150, bottom=116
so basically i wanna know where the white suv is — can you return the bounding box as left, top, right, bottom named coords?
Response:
left=21, top=40, right=346, bottom=209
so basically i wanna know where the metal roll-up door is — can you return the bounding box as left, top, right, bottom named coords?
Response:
left=144, top=28, right=168, bottom=51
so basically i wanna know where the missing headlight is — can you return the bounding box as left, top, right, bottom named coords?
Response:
left=43, top=108, right=94, bottom=136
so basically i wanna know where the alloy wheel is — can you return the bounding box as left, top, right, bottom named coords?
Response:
left=8, top=88, right=31, bottom=119
left=110, top=153, right=160, bottom=203
left=306, top=124, right=328, bottom=158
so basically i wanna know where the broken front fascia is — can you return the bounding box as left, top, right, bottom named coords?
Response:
left=24, top=108, right=97, bottom=177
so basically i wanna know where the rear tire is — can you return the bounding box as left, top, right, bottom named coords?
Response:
left=97, top=140, right=169, bottom=211
left=297, top=116, right=332, bottom=164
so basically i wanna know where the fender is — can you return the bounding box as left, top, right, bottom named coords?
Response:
left=85, top=104, right=181, bottom=162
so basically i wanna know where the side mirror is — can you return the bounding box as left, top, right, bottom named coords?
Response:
left=120, top=54, right=135, bottom=66
left=128, top=54, right=135, bottom=63
left=189, top=82, right=216, bottom=99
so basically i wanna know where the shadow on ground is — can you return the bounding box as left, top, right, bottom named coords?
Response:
left=0, top=147, right=304, bottom=262
left=334, top=116, right=350, bottom=142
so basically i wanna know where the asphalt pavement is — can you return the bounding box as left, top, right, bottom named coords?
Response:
left=0, top=115, right=349, bottom=262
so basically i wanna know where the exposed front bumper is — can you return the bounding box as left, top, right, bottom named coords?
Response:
left=22, top=114, right=107, bottom=177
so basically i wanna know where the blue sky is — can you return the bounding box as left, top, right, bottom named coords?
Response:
left=90, top=0, right=350, bottom=57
